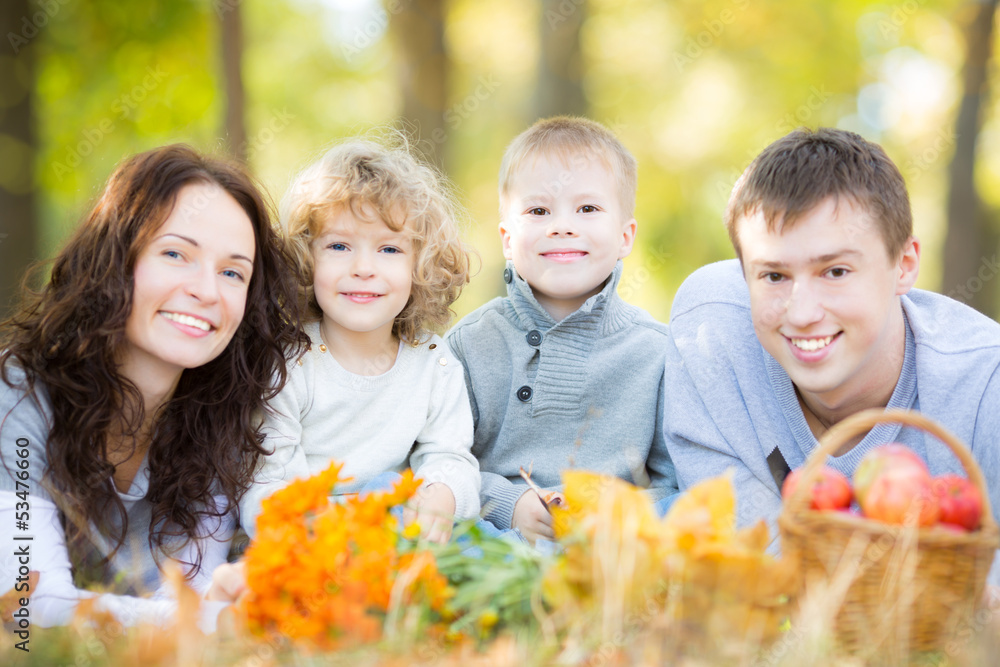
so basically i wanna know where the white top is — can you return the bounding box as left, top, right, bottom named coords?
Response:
left=239, top=321, right=480, bottom=536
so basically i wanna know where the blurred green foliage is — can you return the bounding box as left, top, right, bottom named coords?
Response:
left=27, top=0, right=986, bottom=322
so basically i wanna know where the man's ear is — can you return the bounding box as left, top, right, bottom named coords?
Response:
left=618, top=218, right=638, bottom=259
left=895, top=236, right=920, bottom=295
left=499, top=221, right=513, bottom=261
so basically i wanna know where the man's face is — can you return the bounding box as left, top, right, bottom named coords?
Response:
left=738, top=196, right=919, bottom=412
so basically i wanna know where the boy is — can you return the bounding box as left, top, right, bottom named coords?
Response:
left=447, top=117, right=677, bottom=543
left=664, top=128, right=1000, bottom=552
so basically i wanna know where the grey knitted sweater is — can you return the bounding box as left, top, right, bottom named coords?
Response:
left=446, top=261, right=678, bottom=529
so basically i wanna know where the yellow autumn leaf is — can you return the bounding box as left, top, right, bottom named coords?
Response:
left=554, top=470, right=661, bottom=540
left=662, top=470, right=737, bottom=549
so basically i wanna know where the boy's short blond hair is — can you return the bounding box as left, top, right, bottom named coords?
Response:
left=498, top=116, right=638, bottom=218
left=281, top=135, right=472, bottom=343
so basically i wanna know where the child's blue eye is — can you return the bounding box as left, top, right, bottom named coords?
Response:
left=380, top=246, right=402, bottom=254
left=328, top=242, right=347, bottom=251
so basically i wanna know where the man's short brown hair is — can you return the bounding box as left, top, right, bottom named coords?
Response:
left=724, top=127, right=912, bottom=260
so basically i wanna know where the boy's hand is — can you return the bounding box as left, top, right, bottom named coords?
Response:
left=512, top=490, right=557, bottom=544
left=405, top=483, right=456, bottom=544
left=206, top=560, right=246, bottom=603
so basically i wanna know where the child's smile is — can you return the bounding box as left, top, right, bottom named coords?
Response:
left=342, top=292, right=383, bottom=303
left=539, top=248, right=589, bottom=263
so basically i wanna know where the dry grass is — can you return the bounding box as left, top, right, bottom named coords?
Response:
left=4, top=471, right=997, bottom=666
left=3, top=560, right=997, bottom=666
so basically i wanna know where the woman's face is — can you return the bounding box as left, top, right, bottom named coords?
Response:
left=122, top=182, right=256, bottom=388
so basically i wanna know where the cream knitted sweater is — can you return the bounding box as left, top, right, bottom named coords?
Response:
left=240, top=321, right=480, bottom=535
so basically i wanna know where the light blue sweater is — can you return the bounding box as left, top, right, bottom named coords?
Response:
left=447, top=261, right=678, bottom=529
left=664, top=260, right=1000, bottom=561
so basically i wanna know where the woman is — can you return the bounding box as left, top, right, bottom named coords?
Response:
left=0, top=145, right=306, bottom=630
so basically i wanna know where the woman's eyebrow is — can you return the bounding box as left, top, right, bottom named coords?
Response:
left=159, top=233, right=253, bottom=265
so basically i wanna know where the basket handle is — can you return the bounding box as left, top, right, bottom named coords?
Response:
left=784, top=408, right=996, bottom=532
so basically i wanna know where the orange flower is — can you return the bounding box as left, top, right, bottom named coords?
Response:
left=242, top=464, right=451, bottom=650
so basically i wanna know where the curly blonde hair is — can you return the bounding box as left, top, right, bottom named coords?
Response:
left=281, top=135, right=472, bottom=343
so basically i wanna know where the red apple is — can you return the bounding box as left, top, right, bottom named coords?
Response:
left=931, top=474, right=982, bottom=531
left=782, top=466, right=853, bottom=510
left=860, top=466, right=940, bottom=526
left=853, top=444, right=928, bottom=506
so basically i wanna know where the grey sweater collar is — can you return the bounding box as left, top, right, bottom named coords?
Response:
left=504, top=259, right=632, bottom=334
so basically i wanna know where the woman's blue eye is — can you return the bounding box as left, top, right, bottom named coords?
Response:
left=164, top=250, right=181, bottom=259
left=222, top=269, right=245, bottom=281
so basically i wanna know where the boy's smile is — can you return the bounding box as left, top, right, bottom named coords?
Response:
left=540, top=249, right=588, bottom=262
left=499, top=152, right=636, bottom=321
left=738, top=196, right=920, bottom=422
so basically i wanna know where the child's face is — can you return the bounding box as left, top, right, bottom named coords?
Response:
left=738, top=196, right=920, bottom=411
left=311, top=205, right=413, bottom=343
left=499, top=152, right=636, bottom=320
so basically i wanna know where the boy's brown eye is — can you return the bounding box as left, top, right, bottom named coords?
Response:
left=580, top=205, right=597, bottom=213
left=528, top=207, right=548, bottom=216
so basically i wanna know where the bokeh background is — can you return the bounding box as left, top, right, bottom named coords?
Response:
left=2, top=0, right=999, bottom=324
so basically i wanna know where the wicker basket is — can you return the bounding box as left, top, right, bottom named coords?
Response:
left=778, top=408, right=999, bottom=655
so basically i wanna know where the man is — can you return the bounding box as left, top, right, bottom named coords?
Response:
left=664, top=128, right=1000, bottom=562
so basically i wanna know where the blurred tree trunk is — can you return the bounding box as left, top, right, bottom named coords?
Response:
left=944, top=0, right=999, bottom=318
left=392, top=0, right=447, bottom=169
left=0, top=0, right=38, bottom=319
left=533, top=0, right=587, bottom=120
left=220, top=1, right=247, bottom=162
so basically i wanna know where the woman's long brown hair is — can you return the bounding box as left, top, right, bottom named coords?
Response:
left=0, top=144, right=308, bottom=581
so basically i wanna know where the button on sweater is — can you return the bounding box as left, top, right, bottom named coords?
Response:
left=447, top=261, right=678, bottom=529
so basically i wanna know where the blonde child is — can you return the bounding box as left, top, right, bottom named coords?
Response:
left=239, top=137, right=480, bottom=543
left=446, top=117, right=678, bottom=544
